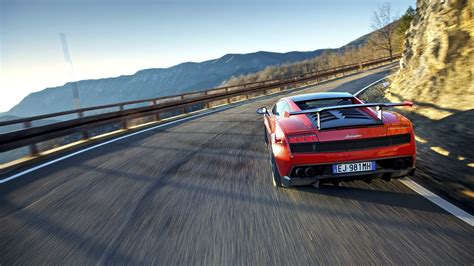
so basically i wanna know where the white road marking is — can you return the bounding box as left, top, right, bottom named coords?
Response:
left=400, top=178, right=474, bottom=226
left=354, top=77, right=386, bottom=96
left=0, top=106, right=235, bottom=184
left=353, top=73, right=474, bottom=226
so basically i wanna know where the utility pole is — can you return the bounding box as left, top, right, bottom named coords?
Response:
left=59, top=33, right=81, bottom=109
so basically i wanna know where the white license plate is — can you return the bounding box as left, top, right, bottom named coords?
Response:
left=332, top=161, right=376, bottom=174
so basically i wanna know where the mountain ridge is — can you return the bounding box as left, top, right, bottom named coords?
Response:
left=6, top=48, right=337, bottom=118
left=5, top=34, right=373, bottom=119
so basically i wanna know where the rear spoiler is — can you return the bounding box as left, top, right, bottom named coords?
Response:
left=288, top=101, right=413, bottom=130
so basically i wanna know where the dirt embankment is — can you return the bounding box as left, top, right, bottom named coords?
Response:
left=385, top=0, right=473, bottom=209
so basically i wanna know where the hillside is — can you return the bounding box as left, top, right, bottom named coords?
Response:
left=222, top=17, right=407, bottom=87
left=389, top=0, right=473, bottom=119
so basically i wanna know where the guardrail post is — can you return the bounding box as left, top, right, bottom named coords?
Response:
left=179, top=96, right=188, bottom=114
left=77, top=111, right=89, bottom=140
left=23, top=121, right=38, bottom=156
left=119, top=105, right=128, bottom=129
left=152, top=100, right=160, bottom=120
left=204, top=92, right=210, bottom=108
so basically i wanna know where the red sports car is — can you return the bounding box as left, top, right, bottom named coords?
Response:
left=256, top=92, right=416, bottom=188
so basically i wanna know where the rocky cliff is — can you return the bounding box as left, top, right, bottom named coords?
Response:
left=389, top=0, right=473, bottom=119
left=388, top=0, right=474, bottom=208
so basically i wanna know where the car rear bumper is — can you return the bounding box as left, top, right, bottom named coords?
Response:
left=273, top=140, right=416, bottom=179
left=281, top=167, right=415, bottom=187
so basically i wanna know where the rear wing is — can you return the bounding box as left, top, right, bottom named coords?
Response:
left=288, top=101, right=413, bottom=130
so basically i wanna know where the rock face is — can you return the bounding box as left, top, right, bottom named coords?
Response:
left=388, top=0, right=474, bottom=207
left=389, top=0, right=473, bottom=119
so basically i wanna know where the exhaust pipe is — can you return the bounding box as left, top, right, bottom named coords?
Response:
left=305, top=167, right=315, bottom=177
left=295, top=168, right=305, bottom=177
left=394, top=159, right=405, bottom=169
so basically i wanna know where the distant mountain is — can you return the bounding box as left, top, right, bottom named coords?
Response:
left=6, top=49, right=341, bottom=118
left=344, top=20, right=402, bottom=49
left=343, top=32, right=371, bottom=48
left=0, top=115, right=20, bottom=122
left=6, top=26, right=384, bottom=120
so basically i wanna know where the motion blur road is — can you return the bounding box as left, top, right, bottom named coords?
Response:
left=1, top=66, right=473, bottom=264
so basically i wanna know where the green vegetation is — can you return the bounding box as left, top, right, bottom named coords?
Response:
left=397, top=6, right=416, bottom=36
left=224, top=46, right=387, bottom=86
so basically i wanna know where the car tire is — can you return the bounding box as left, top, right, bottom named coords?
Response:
left=264, top=127, right=269, bottom=144
left=270, top=153, right=282, bottom=187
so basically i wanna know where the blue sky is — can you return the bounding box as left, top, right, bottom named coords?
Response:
left=0, top=0, right=415, bottom=112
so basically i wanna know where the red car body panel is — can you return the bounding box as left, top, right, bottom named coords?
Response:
left=261, top=92, right=416, bottom=186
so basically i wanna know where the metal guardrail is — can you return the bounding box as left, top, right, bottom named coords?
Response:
left=0, top=55, right=400, bottom=159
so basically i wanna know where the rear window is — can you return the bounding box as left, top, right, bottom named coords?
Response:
left=295, top=98, right=354, bottom=110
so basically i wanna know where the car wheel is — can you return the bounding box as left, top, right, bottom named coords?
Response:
left=270, top=153, right=282, bottom=187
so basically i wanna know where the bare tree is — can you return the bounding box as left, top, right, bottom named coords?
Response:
left=369, top=2, right=398, bottom=57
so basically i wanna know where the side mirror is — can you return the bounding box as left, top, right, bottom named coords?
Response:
left=283, top=111, right=290, bottom=118
left=256, top=107, right=268, bottom=115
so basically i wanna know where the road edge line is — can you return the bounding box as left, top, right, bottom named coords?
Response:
left=400, top=177, right=474, bottom=226
left=0, top=106, right=235, bottom=184
left=353, top=77, right=386, bottom=96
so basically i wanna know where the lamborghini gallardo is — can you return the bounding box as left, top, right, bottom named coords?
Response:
left=256, top=92, right=416, bottom=188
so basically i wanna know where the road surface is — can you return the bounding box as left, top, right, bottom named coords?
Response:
left=1, top=66, right=473, bottom=264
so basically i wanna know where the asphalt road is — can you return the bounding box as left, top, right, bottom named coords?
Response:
left=1, top=66, right=473, bottom=264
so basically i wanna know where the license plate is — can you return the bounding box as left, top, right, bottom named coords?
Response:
left=332, top=161, right=376, bottom=174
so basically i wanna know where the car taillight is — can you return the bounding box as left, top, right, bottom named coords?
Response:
left=272, top=126, right=286, bottom=144
left=387, top=124, right=411, bottom=135
left=288, top=134, right=318, bottom=143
